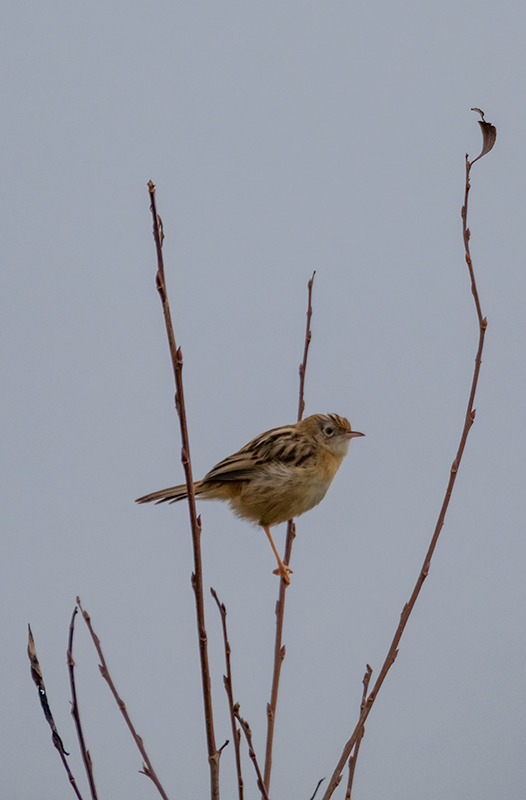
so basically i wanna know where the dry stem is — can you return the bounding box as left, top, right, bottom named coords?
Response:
left=320, top=115, right=496, bottom=800
left=76, top=599, right=170, bottom=800
left=345, top=665, right=372, bottom=799
left=27, top=625, right=85, bottom=800
left=234, top=707, right=271, bottom=800
left=147, top=181, right=220, bottom=798
left=211, top=588, right=244, bottom=800
left=67, top=607, right=98, bottom=799
left=263, top=271, right=315, bottom=793
left=297, top=271, right=316, bottom=422
left=309, top=778, right=326, bottom=800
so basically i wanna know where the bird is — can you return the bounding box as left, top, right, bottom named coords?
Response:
left=136, top=413, right=364, bottom=584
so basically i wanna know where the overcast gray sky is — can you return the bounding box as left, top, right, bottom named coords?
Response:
left=2, top=2, right=525, bottom=798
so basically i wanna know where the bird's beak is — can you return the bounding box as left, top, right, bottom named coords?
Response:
left=347, top=430, right=365, bottom=439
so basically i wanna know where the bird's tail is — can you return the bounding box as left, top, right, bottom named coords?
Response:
left=135, top=481, right=202, bottom=505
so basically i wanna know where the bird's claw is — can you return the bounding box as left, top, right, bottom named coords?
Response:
left=273, top=564, right=293, bottom=585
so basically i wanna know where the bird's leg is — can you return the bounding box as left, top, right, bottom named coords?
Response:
left=263, top=525, right=293, bottom=585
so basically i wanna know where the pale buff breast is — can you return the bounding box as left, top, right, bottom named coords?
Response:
left=227, top=451, right=344, bottom=527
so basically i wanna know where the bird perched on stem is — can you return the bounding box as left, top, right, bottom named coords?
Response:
left=136, top=413, right=364, bottom=584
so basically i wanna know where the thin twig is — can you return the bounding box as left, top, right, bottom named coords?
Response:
left=27, top=625, right=85, bottom=800
left=320, top=115, right=496, bottom=800
left=263, top=271, right=315, bottom=793
left=76, top=599, right=171, bottom=800
left=345, top=665, right=372, bottom=799
left=211, top=588, right=244, bottom=800
left=298, top=270, right=316, bottom=422
left=234, top=706, right=270, bottom=800
left=147, top=181, right=220, bottom=799
left=308, top=777, right=326, bottom=800
left=67, top=607, right=98, bottom=800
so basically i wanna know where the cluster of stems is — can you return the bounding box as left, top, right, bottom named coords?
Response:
left=28, top=114, right=495, bottom=800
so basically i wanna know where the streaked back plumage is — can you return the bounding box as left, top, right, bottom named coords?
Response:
left=136, top=413, right=363, bottom=527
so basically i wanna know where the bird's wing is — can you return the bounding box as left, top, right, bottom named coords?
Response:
left=203, top=425, right=317, bottom=483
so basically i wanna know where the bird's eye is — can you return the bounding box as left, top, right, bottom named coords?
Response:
left=325, top=426, right=334, bottom=436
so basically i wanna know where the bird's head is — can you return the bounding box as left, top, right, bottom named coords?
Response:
left=306, top=413, right=365, bottom=457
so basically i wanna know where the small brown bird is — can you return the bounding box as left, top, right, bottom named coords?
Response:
left=136, top=413, right=364, bottom=584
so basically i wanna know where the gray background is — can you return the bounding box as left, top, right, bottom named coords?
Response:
left=2, top=2, right=524, bottom=798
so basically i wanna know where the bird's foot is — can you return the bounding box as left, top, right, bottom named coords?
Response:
left=273, top=563, right=293, bottom=585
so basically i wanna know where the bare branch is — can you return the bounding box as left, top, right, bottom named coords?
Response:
left=321, top=115, right=496, bottom=799
left=147, top=181, right=220, bottom=798
left=234, top=706, right=270, bottom=800
left=345, top=665, right=372, bottom=799
left=76, top=599, right=171, bottom=800
left=308, top=777, right=326, bottom=800
left=27, top=625, right=85, bottom=800
left=67, top=607, right=98, bottom=799
left=298, top=270, right=316, bottom=421
left=264, top=272, right=316, bottom=793
left=211, top=588, right=244, bottom=800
